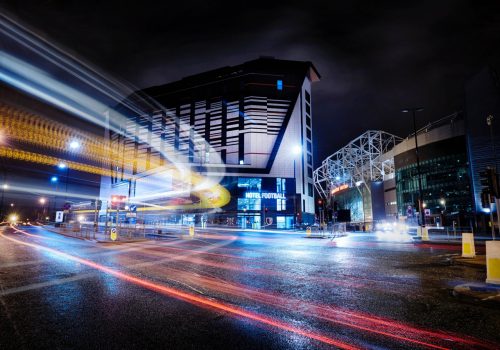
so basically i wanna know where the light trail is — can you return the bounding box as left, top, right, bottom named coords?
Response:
left=1, top=227, right=359, bottom=349
left=115, top=248, right=496, bottom=349
left=86, top=241, right=494, bottom=350
left=10, top=226, right=497, bottom=349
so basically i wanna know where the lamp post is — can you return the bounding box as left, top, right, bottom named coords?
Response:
left=292, top=145, right=302, bottom=229
left=58, top=162, right=70, bottom=203
left=1, top=183, right=8, bottom=221
left=39, top=197, right=47, bottom=220
left=486, top=115, right=500, bottom=237
left=62, top=140, right=80, bottom=207
left=402, top=107, right=425, bottom=230
left=50, top=175, right=59, bottom=219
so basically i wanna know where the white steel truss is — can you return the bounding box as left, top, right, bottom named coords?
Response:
left=313, top=130, right=402, bottom=199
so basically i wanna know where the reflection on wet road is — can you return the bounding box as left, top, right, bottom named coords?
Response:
left=0, top=225, right=498, bottom=349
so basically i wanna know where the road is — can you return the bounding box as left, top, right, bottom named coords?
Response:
left=0, top=225, right=499, bottom=349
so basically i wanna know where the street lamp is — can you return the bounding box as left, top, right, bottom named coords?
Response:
left=402, top=107, right=425, bottom=229
left=69, top=140, right=80, bottom=150
left=39, top=197, right=47, bottom=220
left=0, top=183, right=7, bottom=220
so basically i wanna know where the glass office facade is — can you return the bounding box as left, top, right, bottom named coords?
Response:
left=395, top=136, right=472, bottom=224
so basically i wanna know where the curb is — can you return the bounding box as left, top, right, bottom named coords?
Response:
left=96, top=239, right=148, bottom=244
left=453, top=283, right=500, bottom=305
left=450, top=255, right=486, bottom=268
left=42, top=226, right=87, bottom=241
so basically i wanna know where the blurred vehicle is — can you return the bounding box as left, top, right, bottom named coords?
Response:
left=376, top=220, right=408, bottom=234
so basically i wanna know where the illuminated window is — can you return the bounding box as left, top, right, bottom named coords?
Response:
left=238, top=198, right=261, bottom=211
left=238, top=177, right=262, bottom=191
left=277, top=80, right=283, bottom=90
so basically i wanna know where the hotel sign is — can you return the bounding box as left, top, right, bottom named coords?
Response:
left=245, top=192, right=286, bottom=199
left=331, top=184, right=349, bottom=194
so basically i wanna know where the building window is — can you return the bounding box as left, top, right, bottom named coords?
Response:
left=307, top=166, right=313, bottom=178
left=306, top=128, right=312, bottom=140
left=238, top=177, right=262, bottom=191
left=307, top=141, right=312, bottom=153
left=305, top=90, right=311, bottom=103
left=276, top=178, right=286, bottom=193
left=305, top=103, right=311, bottom=115
left=238, top=198, right=261, bottom=211
left=276, top=198, right=286, bottom=211
left=307, top=154, right=312, bottom=165
left=308, top=183, right=314, bottom=197
left=306, top=115, right=311, bottom=127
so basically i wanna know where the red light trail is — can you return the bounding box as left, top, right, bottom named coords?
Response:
left=1, top=227, right=358, bottom=350
left=4, top=226, right=496, bottom=349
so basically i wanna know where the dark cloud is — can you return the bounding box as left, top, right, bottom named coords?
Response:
left=2, top=0, right=500, bottom=166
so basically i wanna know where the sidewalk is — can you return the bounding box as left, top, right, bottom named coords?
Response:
left=449, top=255, right=500, bottom=304
left=43, top=225, right=149, bottom=243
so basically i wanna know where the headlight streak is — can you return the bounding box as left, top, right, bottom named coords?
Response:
left=10, top=227, right=495, bottom=349
left=0, top=17, right=230, bottom=211
left=1, top=227, right=358, bottom=350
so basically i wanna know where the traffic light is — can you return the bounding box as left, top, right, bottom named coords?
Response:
left=110, top=195, right=127, bottom=210
left=90, top=200, right=102, bottom=210
left=479, top=167, right=499, bottom=198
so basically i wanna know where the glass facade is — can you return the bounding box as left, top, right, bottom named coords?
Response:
left=395, top=136, right=472, bottom=223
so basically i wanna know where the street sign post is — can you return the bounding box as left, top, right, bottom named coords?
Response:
left=55, top=211, right=64, bottom=223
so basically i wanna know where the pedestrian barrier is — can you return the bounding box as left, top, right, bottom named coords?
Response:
left=486, top=241, right=500, bottom=285
left=461, top=233, right=475, bottom=258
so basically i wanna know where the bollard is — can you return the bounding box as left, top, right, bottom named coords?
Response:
left=421, top=227, right=429, bottom=241
left=416, top=226, right=423, bottom=237
left=110, top=227, right=117, bottom=241
left=189, top=224, right=195, bottom=237
left=306, top=226, right=311, bottom=237
left=461, top=233, right=475, bottom=258
left=486, top=241, right=500, bottom=285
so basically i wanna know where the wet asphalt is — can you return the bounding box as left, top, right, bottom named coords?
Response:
left=0, top=225, right=499, bottom=350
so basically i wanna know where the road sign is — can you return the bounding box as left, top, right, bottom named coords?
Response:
left=407, top=205, right=412, bottom=214
left=110, top=227, right=117, bottom=241
left=424, top=209, right=431, bottom=216
left=55, top=211, right=64, bottom=223
left=129, top=204, right=137, bottom=212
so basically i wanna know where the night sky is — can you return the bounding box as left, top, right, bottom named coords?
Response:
left=2, top=0, right=500, bottom=167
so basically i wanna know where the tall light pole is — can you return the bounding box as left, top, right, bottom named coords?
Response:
left=292, top=145, right=302, bottom=229
left=51, top=175, right=59, bottom=218
left=39, top=197, right=47, bottom=220
left=486, top=115, right=500, bottom=237
left=402, top=107, right=425, bottom=230
left=1, top=183, right=8, bottom=221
